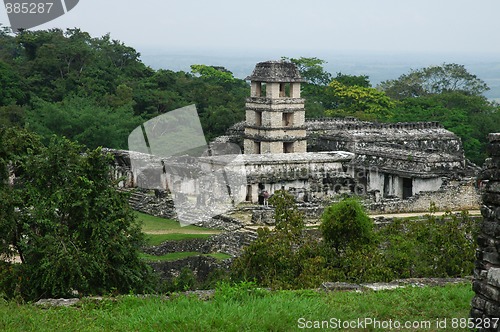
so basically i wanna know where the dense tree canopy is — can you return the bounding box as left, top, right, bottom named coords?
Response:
left=0, top=28, right=248, bottom=146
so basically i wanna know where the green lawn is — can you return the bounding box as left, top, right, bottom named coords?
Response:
left=145, top=233, right=214, bottom=246
left=136, top=212, right=223, bottom=257
left=136, top=212, right=217, bottom=233
left=0, top=283, right=475, bottom=331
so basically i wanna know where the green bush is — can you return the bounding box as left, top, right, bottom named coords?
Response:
left=380, top=211, right=479, bottom=278
left=231, top=190, right=326, bottom=289
left=320, top=197, right=375, bottom=252
left=231, top=195, right=477, bottom=289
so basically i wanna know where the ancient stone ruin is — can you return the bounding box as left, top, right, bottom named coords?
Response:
left=107, top=60, right=480, bottom=223
left=471, top=133, right=500, bottom=325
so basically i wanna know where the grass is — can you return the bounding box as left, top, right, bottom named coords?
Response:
left=0, top=283, right=475, bottom=331
left=145, top=233, right=213, bottom=246
left=136, top=211, right=224, bottom=257
left=140, top=252, right=231, bottom=262
left=136, top=212, right=218, bottom=234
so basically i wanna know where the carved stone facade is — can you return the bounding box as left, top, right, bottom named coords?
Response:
left=471, top=133, right=500, bottom=326
left=226, top=116, right=479, bottom=209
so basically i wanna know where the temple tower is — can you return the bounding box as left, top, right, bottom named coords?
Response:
left=243, top=61, right=307, bottom=154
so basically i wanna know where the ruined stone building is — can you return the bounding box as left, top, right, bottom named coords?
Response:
left=219, top=60, right=479, bottom=212
left=108, top=60, right=480, bottom=217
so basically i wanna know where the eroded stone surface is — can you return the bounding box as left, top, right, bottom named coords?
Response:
left=471, top=133, right=500, bottom=329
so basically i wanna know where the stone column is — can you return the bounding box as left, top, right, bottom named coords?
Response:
left=471, top=133, right=500, bottom=327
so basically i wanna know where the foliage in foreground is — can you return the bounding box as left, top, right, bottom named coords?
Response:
left=0, top=128, right=153, bottom=301
left=0, top=282, right=473, bottom=331
left=232, top=195, right=479, bottom=289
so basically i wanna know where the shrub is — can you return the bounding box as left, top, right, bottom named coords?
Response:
left=320, top=197, right=375, bottom=252
left=380, top=211, right=479, bottom=278
left=231, top=190, right=325, bottom=289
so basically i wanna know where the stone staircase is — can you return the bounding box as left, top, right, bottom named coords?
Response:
left=118, top=188, right=177, bottom=219
left=127, top=190, right=148, bottom=210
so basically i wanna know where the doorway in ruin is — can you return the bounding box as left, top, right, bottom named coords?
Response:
left=383, top=174, right=391, bottom=198
left=245, top=184, right=253, bottom=202
left=402, top=177, right=413, bottom=199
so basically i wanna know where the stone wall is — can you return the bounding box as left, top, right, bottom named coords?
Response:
left=143, top=238, right=212, bottom=256
left=471, top=133, right=500, bottom=326
left=368, top=178, right=480, bottom=214
left=149, top=256, right=231, bottom=284
left=127, top=188, right=177, bottom=219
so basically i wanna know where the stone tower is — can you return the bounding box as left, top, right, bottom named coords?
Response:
left=243, top=61, right=307, bottom=154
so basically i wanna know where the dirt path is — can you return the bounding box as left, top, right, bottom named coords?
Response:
left=245, top=210, right=482, bottom=231
left=368, top=210, right=481, bottom=219
left=143, top=229, right=220, bottom=235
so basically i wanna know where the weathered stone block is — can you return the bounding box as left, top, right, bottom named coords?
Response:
left=481, top=251, right=500, bottom=265
left=481, top=167, right=500, bottom=181
left=489, top=133, right=500, bottom=143
left=473, top=268, right=487, bottom=280
left=487, top=267, right=500, bottom=288
left=483, top=158, right=500, bottom=170
left=486, top=181, right=500, bottom=194
left=321, top=282, right=361, bottom=291
left=471, top=295, right=487, bottom=310
left=470, top=307, right=483, bottom=320
left=482, top=221, right=499, bottom=238
left=483, top=192, right=500, bottom=205
left=474, top=282, right=500, bottom=302
left=476, top=235, right=496, bottom=249
left=484, top=301, right=500, bottom=318
left=481, top=205, right=495, bottom=218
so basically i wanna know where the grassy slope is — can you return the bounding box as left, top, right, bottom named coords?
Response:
left=136, top=212, right=220, bottom=246
left=0, top=284, right=473, bottom=332
left=137, top=212, right=217, bottom=233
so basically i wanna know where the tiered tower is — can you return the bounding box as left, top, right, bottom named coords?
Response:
left=243, top=61, right=307, bottom=154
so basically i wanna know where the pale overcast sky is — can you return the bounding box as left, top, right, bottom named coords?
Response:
left=1, top=0, right=500, bottom=55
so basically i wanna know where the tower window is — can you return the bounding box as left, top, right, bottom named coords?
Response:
left=279, top=83, right=291, bottom=97
left=255, top=111, right=262, bottom=126
left=283, top=142, right=294, bottom=153
left=254, top=141, right=261, bottom=154
left=253, top=82, right=266, bottom=97
left=282, top=113, right=293, bottom=127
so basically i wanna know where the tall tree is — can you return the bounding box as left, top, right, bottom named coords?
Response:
left=282, top=57, right=332, bottom=86
left=324, top=81, right=395, bottom=121
left=379, top=63, right=490, bottom=100
left=0, top=130, right=152, bottom=300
